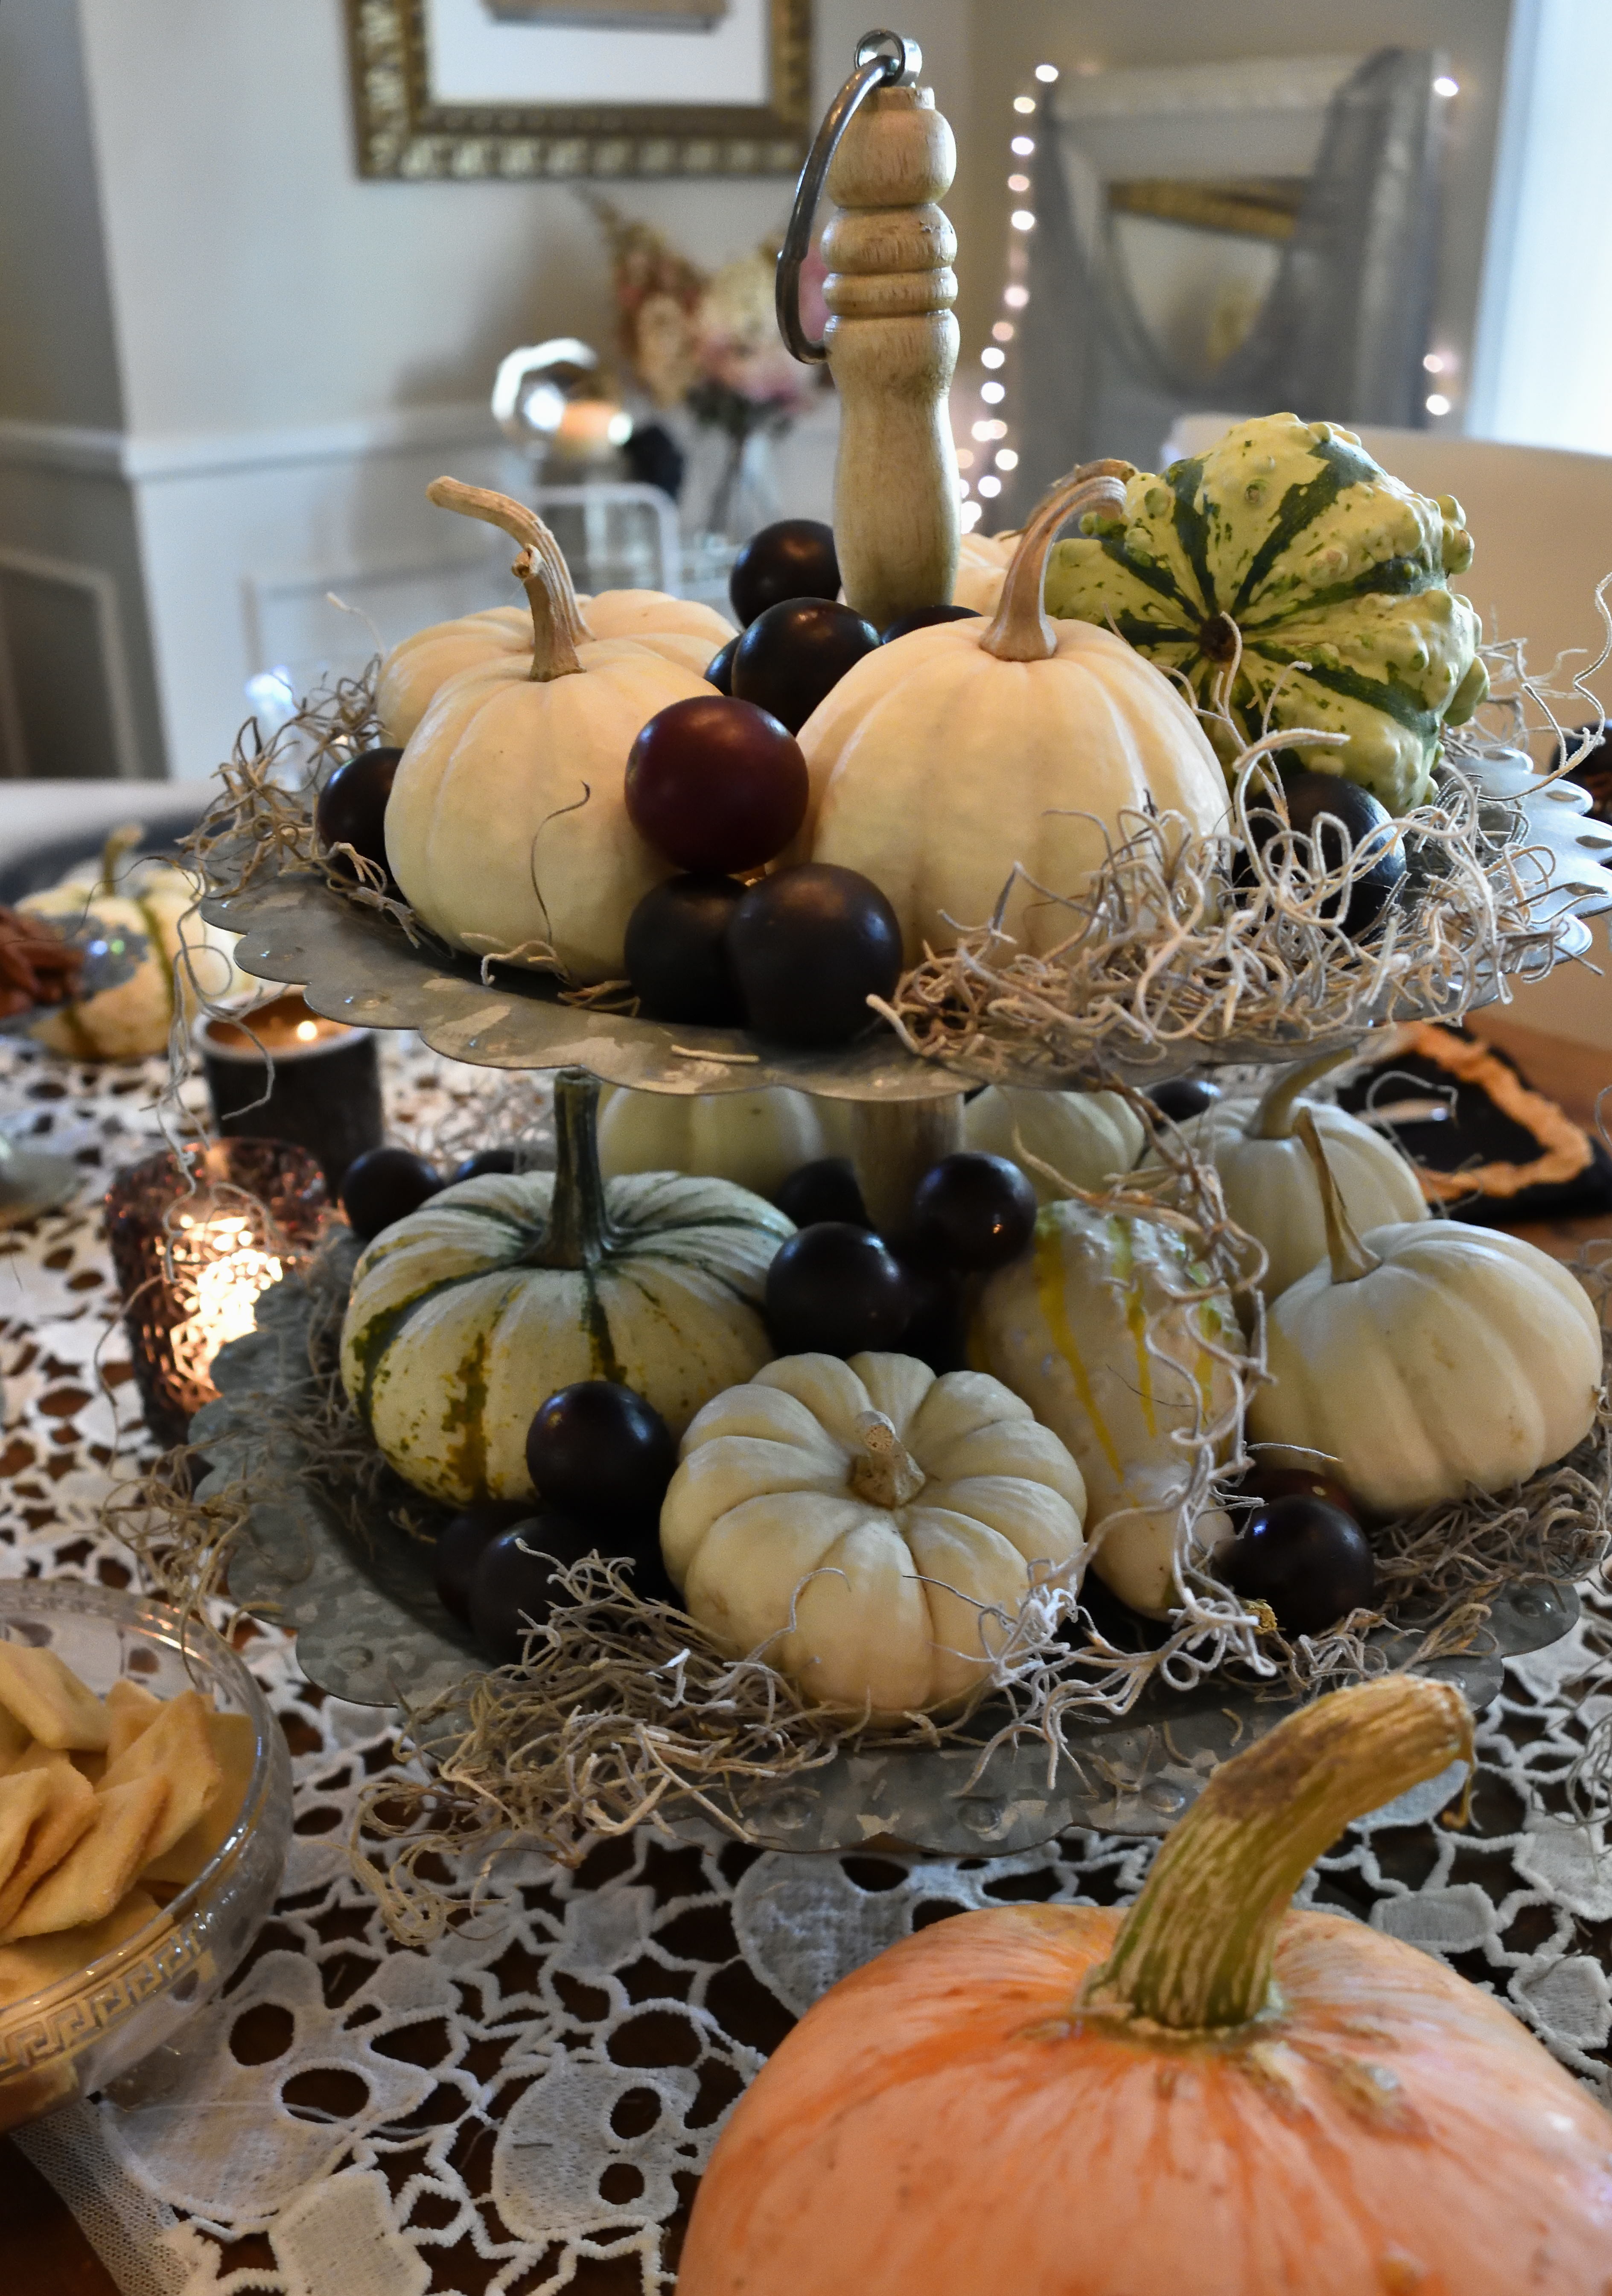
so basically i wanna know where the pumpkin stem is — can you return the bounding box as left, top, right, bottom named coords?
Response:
left=426, top=475, right=592, bottom=658
left=538, top=1067, right=614, bottom=1270
left=1296, top=1107, right=1381, bottom=1283
left=848, top=1411, right=927, bottom=1509
left=1249, top=1048, right=1355, bottom=1141
left=511, top=547, right=584, bottom=684
left=1082, top=1674, right=1472, bottom=2032
left=979, top=461, right=1134, bottom=665
left=98, top=823, right=145, bottom=897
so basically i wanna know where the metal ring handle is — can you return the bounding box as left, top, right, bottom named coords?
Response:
left=775, top=29, right=922, bottom=365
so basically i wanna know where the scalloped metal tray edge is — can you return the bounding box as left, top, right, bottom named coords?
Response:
left=201, top=757, right=1612, bottom=1095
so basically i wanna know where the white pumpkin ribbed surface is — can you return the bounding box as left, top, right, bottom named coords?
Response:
left=798, top=616, right=1227, bottom=962
left=962, top=1085, right=1144, bottom=1202
left=1249, top=1223, right=1603, bottom=1515
left=661, top=1352, right=1087, bottom=1716
left=598, top=1087, right=854, bottom=1199
left=376, top=592, right=732, bottom=745
left=377, top=608, right=528, bottom=746
left=384, top=642, right=712, bottom=984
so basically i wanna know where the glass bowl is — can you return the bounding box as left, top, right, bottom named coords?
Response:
left=0, top=1580, right=292, bottom=2132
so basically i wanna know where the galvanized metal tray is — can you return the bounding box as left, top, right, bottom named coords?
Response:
left=192, top=1265, right=1577, bottom=1856
left=200, top=750, right=1612, bottom=1097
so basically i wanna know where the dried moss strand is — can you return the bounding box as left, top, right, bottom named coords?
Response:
left=1084, top=1675, right=1473, bottom=2031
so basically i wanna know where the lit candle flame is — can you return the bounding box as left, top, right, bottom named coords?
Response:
left=166, top=1212, right=284, bottom=1385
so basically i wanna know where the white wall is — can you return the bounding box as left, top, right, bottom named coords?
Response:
left=72, top=0, right=972, bottom=441
left=0, top=0, right=970, bottom=780
left=0, top=0, right=123, bottom=429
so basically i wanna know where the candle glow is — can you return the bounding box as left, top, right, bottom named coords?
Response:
left=166, top=1210, right=285, bottom=1387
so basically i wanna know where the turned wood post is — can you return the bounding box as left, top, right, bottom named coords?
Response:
left=850, top=1094, right=964, bottom=1235
left=821, top=85, right=961, bottom=631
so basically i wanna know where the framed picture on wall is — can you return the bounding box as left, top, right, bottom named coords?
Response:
left=346, top=0, right=812, bottom=179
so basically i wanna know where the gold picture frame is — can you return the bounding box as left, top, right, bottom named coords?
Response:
left=345, top=0, right=812, bottom=180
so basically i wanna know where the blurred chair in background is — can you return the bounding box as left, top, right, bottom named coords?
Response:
left=1007, top=48, right=1446, bottom=509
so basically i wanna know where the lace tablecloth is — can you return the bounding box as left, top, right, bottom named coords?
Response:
left=3, top=1031, right=1612, bottom=2296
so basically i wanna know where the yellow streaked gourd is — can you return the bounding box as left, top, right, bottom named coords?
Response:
left=969, top=1202, right=1236, bottom=1615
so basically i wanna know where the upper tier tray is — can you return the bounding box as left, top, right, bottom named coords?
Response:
left=201, top=752, right=1612, bottom=1097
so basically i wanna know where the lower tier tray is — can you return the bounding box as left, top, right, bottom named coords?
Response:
left=192, top=1268, right=1578, bottom=1858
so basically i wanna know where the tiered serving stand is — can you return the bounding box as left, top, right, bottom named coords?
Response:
left=196, top=32, right=1612, bottom=1855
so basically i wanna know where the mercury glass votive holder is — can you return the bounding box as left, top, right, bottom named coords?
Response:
left=195, top=991, right=383, bottom=1191
left=105, top=1139, right=327, bottom=1448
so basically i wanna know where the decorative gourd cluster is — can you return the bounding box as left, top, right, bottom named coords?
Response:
left=310, top=411, right=1598, bottom=1701
left=333, top=1050, right=1602, bottom=1694
left=313, top=416, right=1492, bottom=1068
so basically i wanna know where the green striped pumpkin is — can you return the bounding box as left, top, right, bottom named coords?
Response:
left=1043, top=414, right=1488, bottom=815
left=339, top=1069, right=792, bottom=1507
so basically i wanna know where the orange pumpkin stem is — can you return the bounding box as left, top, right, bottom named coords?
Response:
left=1296, top=1105, right=1382, bottom=1283
left=425, top=475, right=592, bottom=669
left=979, top=460, right=1134, bottom=666
left=1082, top=1673, right=1472, bottom=2032
left=1249, top=1047, right=1355, bottom=1142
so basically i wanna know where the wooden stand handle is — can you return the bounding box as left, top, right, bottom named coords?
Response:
left=822, top=85, right=960, bottom=631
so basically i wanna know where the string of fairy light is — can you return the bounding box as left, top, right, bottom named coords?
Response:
left=951, top=56, right=1469, bottom=522
left=956, top=61, right=1058, bottom=533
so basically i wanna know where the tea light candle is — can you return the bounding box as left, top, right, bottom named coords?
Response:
left=105, top=1139, right=327, bottom=1448
left=196, top=992, right=383, bottom=1191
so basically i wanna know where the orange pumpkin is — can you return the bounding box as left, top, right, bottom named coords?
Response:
left=680, top=1677, right=1612, bottom=2296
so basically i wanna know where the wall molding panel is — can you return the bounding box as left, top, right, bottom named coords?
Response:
left=0, top=540, right=144, bottom=779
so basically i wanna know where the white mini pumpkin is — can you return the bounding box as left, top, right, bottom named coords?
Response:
left=1248, top=1112, right=1602, bottom=1516
left=383, top=481, right=713, bottom=983
left=21, top=832, right=244, bottom=1060
left=340, top=1069, right=792, bottom=1506
left=971, top=1201, right=1236, bottom=1615
left=598, top=1086, right=856, bottom=1200
left=376, top=482, right=734, bottom=744
left=378, top=594, right=733, bottom=746
left=1178, top=1055, right=1428, bottom=1303
left=661, top=1351, right=1086, bottom=1716
left=799, top=465, right=1229, bottom=962
left=962, top=1085, right=1144, bottom=1203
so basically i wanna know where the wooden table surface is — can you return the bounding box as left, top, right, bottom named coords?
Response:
left=6, top=1016, right=1609, bottom=2293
